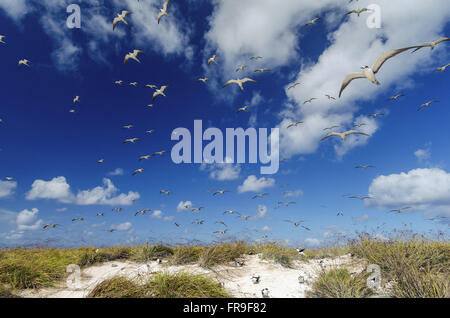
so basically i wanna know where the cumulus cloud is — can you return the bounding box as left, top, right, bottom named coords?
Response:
left=112, top=222, right=132, bottom=231
left=0, top=0, right=29, bottom=21
left=150, top=210, right=174, bottom=222
left=0, top=180, right=17, bottom=199
left=414, top=143, right=432, bottom=163
left=367, top=168, right=450, bottom=215
left=26, top=176, right=139, bottom=206
left=201, top=157, right=241, bottom=181
left=205, top=0, right=450, bottom=159
left=16, top=208, right=43, bottom=231
left=237, top=175, right=275, bottom=193
left=107, top=168, right=124, bottom=176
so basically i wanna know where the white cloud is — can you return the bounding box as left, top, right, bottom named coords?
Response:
left=0, top=0, right=29, bottom=21
left=367, top=168, right=450, bottom=214
left=107, top=168, right=125, bottom=176
left=414, top=144, right=432, bottom=162
left=16, top=208, right=42, bottom=231
left=283, top=189, right=303, bottom=198
left=26, top=176, right=139, bottom=206
left=0, top=180, right=17, bottom=199
left=237, top=175, right=275, bottom=193
left=177, top=201, right=192, bottom=212
left=201, top=157, right=241, bottom=181
left=150, top=210, right=174, bottom=222
left=261, top=225, right=271, bottom=232
left=112, top=222, right=132, bottom=231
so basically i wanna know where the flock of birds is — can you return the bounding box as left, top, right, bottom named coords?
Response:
left=1, top=1, right=449, bottom=244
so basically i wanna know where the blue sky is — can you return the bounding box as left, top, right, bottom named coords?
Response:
left=0, top=0, right=449, bottom=248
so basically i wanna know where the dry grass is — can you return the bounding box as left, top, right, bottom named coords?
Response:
left=252, top=243, right=301, bottom=268
left=198, top=242, right=250, bottom=268
left=88, top=273, right=231, bottom=298
left=307, top=268, right=373, bottom=298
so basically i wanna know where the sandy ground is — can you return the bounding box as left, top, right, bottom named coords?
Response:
left=17, top=254, right=368, bottom=298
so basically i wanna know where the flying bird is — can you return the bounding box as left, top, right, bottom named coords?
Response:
left=369, top=113, right=384, bottom=118
left=338, top=46, right=420, bottom=97
left=412, top=38, right=450, bottom=53
left=337, top=212, right=344, bottom=216
left=255, top=68, right=271, bottom=73
left=284, top=220, right=304, bottom=227
left=388, top=94, right=404, bottom=101
left=157, top=0, right=171, bottom=24
left=208, top=54, right=217, bottom=65
left=18, top=59, right=30, bottom=67
left=96, top=213, right=104, bottom=216
left=252, top=193, right=268, bottom=199
left=72, top=218, right=84, bottom=222
left=115, top=80, right=123, bottom=85
left=287, top=121, right=303, bottom=128
left=215, top=221, right=227, bottom=227
left=139, top=155, right=152, bottom=161
left=436, top=63, right=450, bottom=72
left=224, top=210, right=239, bottom=215
left=250, top=56, right=263, bottom=60
left=301, top=225, right=311, bottom=231
left=236, top=65, right=246, bottom=72
left=146, top=84, right=157, bottom=89
left=303, top=98, right=317, bottom=104
left=124, top=50, right=143, bottom=64
left=123, top=138, right=139, bottom=144
left=0, top=35, right=5, bottom=44
left=390, top=207, right=412, bottom=214
left=213, top=190, right=228, bottom=196
left=223, top=78, right=257, bottom=91
left=353, top=123, right=367, bottom=128
left=135, top=209, right=151, bottom=216
left=146, top=129, right=155, bottom=134
left=132, top=168, right=144, bottom=176
left=43, top=224, right=60, bottom=229
left=305, top=17, right=320, bottom=26
left=325, top=94, right=336, bottom=100
left=152, top=150, right=167, bottom=156
left=123, top=125, right=134, bottom=129
left=129, top=82, right=138, bottom=87
left=237, top=105, right=250, bottom=113
left=214, top=229, right=228, bottom=235
left=191, top=207, right=204, bottom=212
left=288, top=82, right=301, bottom=90
left=98, top=159, right=105, bottom=164
left=112, top=208, right=123, bottom=212
left=349, top=195, right=372, bottom=200
left=356, top=165, right=375, bottom=169
left=160, top=190, right=171, bottom=195
left=198, top=78, right=208, bottom=83
left=323, top=125, right=340, bottom=131
left=418, top=100, right=439, bottom=111
left=321, top=130, right=370, bottom=142
left=347, top=8, right=370, bottom=16
left=152, top=85, right=169, bottom=101
left=113, top=10, right=131, bottom=30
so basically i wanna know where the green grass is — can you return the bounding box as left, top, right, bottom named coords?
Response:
left=88, top=273, right=232, bottom=298
left=198, top=242, right=250, bottom=268
left=307, top=268, right=373, bottom=298
left=170, top=246, right=206, bottom=265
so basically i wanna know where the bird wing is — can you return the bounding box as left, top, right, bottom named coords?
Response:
left=241, top=77, right=257, bottom=83
left=223, top=79, right=238, bottom=88
left=371, top=46, right=419, bottom=73
left=338, top=72, right=366, bottom=97
left=344, top=130, right=370, bottom=137
left=163, top=0, right=171, bottom=11
left=321, top=132, right=339, bottom=141
left=435, top=37, right=450, bottom=44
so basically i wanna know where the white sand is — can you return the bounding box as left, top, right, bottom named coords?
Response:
left=17, top=254, right=368, bottom=298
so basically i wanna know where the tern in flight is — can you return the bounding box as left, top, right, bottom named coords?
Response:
left=113, top=10, right=131, bottom=30
left=208, top=54, right=217, bottom=65
left=321, top=130, right=369, bottom=142
left=198, top=78, right=208, bottom=83
left=288, top=82, right=301, bottom=90
left=223, top=78, right=257, bottom=91
left=236, top=65, right=246, bottom=72
left=287, top=121, right=303, bottom=128
left=123, top=138, right=139, bottom=144
left=285, top=220, right=304, bottom=227
left=347, top=8, right=370, bottom=16
left=146, top=129, right=155, bottom=134
left=237, top=105, right=250, bottom=113
left=390, top=207, right=412, bottom=214
left=215, top=221, right=227, bottom=227
left=115, top=80, right=123, bottom=85
left=252, top=193, right=268, bottom=199
left=412, top=38, right=450, bottom=53
left=339, top=46, right=420, bottom=97
left=305, top=17, right=320, bottom=26
left=214, top=229, right=228, bottom=235
left=388, top=94, right=404, bottom=101
left=192, top=207, right=204, bottom=212
left=132, top=168, right=144, bottom=176
left=250, top=56, right=263, bottom=60
left=303, top=98, right=317, bottom=104
left=157, top=0, right=171, bottom=24
left=160, top=190, right=171, bottom=195
left=5, top=177, right=14, bottom=181
left=123, top=125, right=133, bottom=129
left=18, top=59, right=30, bottom=67
left=436, top=63, right=450, bottom=72
left=43, top=224, right=60, bottom=229
left=255, top=68, right=271, bottom=73
left=349, top=195, right=372, bottom=200
left=152, top=150, right=167, bottom=156
left=224, top=210, right=239, bottom=215
left=98, top=159, right=105, bottom=164
left=124, top=50, right=143, bottom=64
left=129, top=82, right=138, bottom=87
left=323, top=125, right=340, bottom=131
left=152, top=85, right=169, bottom=101
left=301, top=226, right=311, bottom=231
left=0, top=35, right=5, bottom=44
left=146, top=84, right=157, bottom=89
left=418, top=100, right=439, bottom=111
left=139, top=155, right=152, bottom=161
left=73, top=96, right=80, bottom=103
left=356, top=165, right=375, bottom=169
left=72, top=218, right=84, bottom=222
left=213, top=190, right=228, bottom=196
left=135, top=209, right=151, bottom=216
left=96, top=213, right=104, bottom=216
left=353, top=123, right=367, bottom=128
left=325, top=94, right=336, bottom=100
